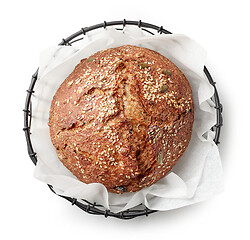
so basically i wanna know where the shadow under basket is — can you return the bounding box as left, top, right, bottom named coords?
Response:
left=23, top=20, right=223, bottom=220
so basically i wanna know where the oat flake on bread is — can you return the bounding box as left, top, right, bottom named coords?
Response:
left=48, top=45, right=194, bottom=194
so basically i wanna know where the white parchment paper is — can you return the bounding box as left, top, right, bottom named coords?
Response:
left=31, top=26, right=223, bottom=212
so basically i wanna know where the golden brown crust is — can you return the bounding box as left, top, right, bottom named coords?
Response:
left=48, top=45, right=194, bottom=193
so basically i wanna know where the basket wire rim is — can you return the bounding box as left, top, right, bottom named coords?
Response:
left=23, top=19, right=223, bottom=219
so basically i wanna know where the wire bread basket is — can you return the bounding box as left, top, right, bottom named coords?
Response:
left=23, top=20, right=223, bottom=219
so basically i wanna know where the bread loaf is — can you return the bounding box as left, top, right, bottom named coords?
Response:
left=48, top=45, right=194, bottom=193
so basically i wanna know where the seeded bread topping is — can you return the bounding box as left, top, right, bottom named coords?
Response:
left=48, top=45, right=194, bottom=193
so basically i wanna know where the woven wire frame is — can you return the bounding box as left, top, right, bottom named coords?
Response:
left=23, top=20, right=223, bottom=219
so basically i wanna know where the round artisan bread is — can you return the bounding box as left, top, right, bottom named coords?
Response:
left=48, top=45, right=194, bottom=193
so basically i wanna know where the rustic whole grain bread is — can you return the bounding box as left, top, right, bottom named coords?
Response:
left=48, top=45, right=194, bottom=193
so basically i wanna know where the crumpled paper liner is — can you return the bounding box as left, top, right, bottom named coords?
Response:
left=31, top=26, right=223, bottom=212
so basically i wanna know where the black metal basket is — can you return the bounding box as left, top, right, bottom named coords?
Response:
left=23, top=20, right=223, bottom=220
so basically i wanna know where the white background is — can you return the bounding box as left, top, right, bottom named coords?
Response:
left=1, top=0, right=249, bottom=239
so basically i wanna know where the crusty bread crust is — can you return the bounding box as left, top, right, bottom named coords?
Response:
left=48, top=45, right=194, bottom=193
